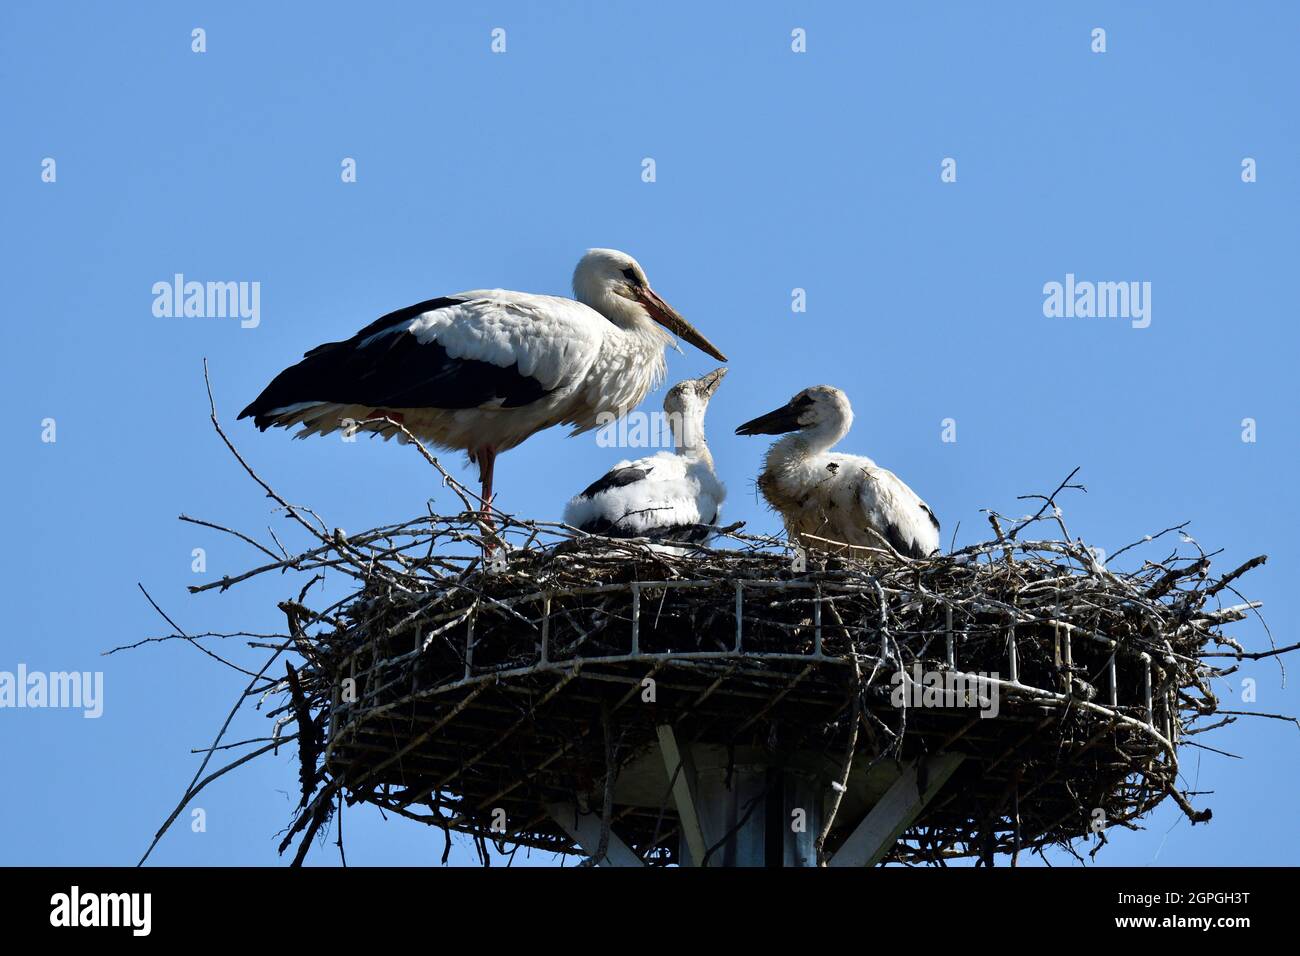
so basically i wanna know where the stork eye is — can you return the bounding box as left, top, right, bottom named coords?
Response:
left=621, top=268, right=641, bottom=286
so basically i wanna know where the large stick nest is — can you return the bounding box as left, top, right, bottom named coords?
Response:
left=136, top=393, right=1291, bottom=867
left=277, top=510, right=1272, bottom=866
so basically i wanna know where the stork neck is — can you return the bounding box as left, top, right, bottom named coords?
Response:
left=764, top=429, right=840, bottom=477
left=580, top=286, right=656, bottom=333
left=671, top=405, right=708, bottom=454
left=596, top=312, right=673, bottom=378
left=777, top=415, right=850, bottom=460
left=603, top=318, right=669, bottom=368
left=672, top=409, right=713, bottom=469
left=581, top=313, right=671, bottom=427
left=588, top=292, right=672, bottom=361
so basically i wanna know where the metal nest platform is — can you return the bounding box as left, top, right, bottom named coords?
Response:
left=262, top=506, right=1273, bottom=867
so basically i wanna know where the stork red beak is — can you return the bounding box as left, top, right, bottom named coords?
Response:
left=639, top=286, right=728, bottom=362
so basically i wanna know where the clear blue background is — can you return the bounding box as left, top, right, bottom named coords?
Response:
left=2, top=1, right=1295, bottom=866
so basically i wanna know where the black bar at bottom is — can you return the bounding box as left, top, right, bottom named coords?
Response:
left=0, top=865, right=1289, bottom=941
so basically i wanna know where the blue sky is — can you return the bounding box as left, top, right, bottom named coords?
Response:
left=2, top=1, right=1296, bottom=866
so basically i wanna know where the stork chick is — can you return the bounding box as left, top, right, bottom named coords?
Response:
left=564, top=367, right=728, bottom=548
left=735, top=385, right=940, bottom=558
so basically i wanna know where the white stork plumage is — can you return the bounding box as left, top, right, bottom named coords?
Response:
left=563, top=367, right=727, bottom=548
left=239, top=249, right=726, bottom=515
left=735, top=386, right=941, bottom=558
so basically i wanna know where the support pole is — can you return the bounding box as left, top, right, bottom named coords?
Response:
left=656, top=724, right=709, bottom=867
left=827, top=753, right=965, bottom=867
left=545, top=802, right=644, bottom=867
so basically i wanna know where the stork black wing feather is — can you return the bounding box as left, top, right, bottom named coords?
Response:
left=576, top=466, right=653, bottom=501
left=920, top=502, right=940, bottom=534
left=578, top=517, right=711, bottom=543
left=882, top=522, right=917, bottom=558
left=239, top=297, right=551, bottom=428
left=300, top=297, right=466, bottom=358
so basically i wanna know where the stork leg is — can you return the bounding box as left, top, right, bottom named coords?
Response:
left=474, top=445, right=497, bottom=528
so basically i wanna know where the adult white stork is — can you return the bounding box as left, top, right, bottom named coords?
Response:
left=238, top=249, right=726, bottom=515
left=563, top=367, right=727, bottom=548
left=735, top=386, right=940, bottom=558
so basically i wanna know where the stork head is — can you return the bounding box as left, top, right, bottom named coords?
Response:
left=735, top=385, right=853, bottom=444
left=573, top=249, right=727, bottom=362
left=663, top=367, right=727, bottom=452
left=665, top=366, right=726, bottom=420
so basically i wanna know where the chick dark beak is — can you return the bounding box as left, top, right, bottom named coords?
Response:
left=696, top=366, right=728, bottom=397
left=639, top=286, right=728, bottom=362
left=735, top=399, right=805, bottom=436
